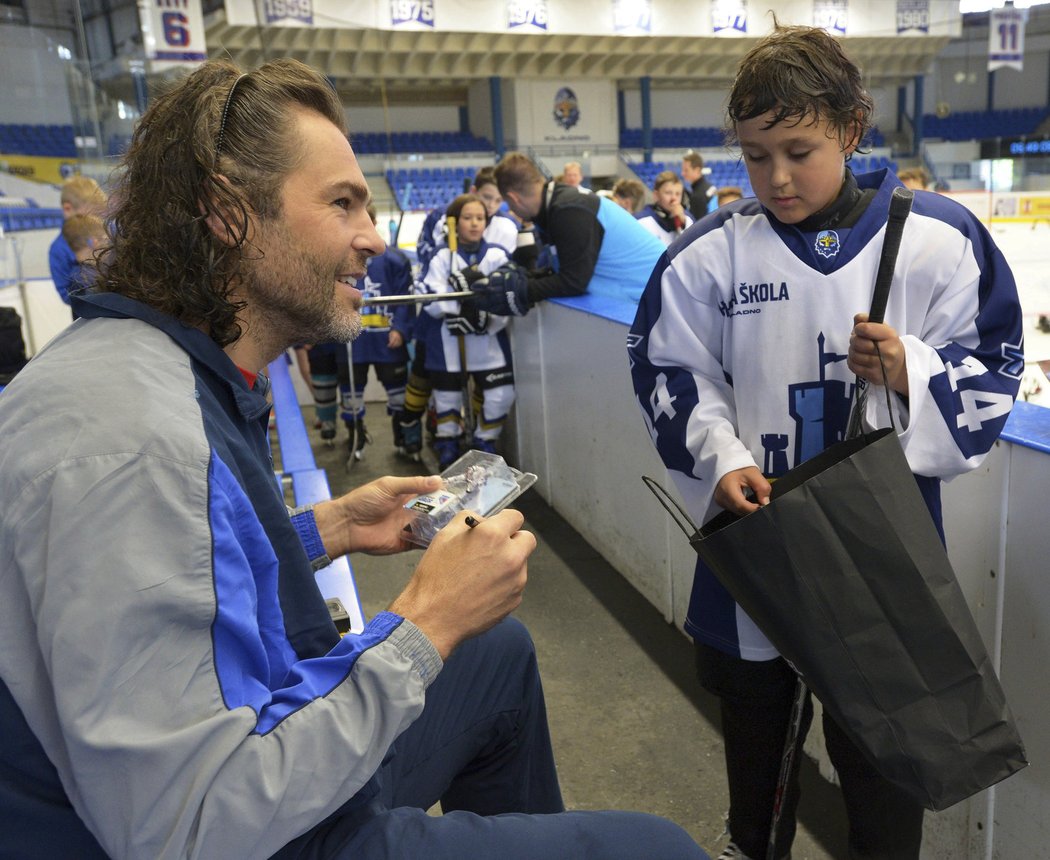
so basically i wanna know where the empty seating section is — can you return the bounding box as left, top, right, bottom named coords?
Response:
left=620, top=127, right=725, bottom=149
left=353, top=130, right=493, bottom=155
left=0, top=203, right=63, bottom=232
left=630, top=159, right=754, bottom=197
left=631, top=151, right=897, bottom=199
left=0, top=124, right=77, bottom=158
left=387, top=165, right=482, bottom=210
left=921, top=107, right=1049, bottom=141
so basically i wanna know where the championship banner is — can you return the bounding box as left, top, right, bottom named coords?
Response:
left=712, top=0, right=747, bottom=35
left=137, top=0, right=208, bottom=73
left=256, top=0, right=313, bottom=26
left=896, top=0, right=929, bottom=34
left=612, top=0, right=652, bottom=34
left=813, top=0, right=848, bottom=36
left=989, top=5, right=1026, bottom=72
left=390, top=0, right=435, bottom=28
left=508, top=0, right=548, bottom=31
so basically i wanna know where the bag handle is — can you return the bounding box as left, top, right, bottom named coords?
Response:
left=846, top=186, right=914, bottom=439
left=641, top=475, right=700, bottom=539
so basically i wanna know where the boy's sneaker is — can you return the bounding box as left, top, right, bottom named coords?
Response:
left=434, top=437, right=461, bottom=470
left=471, top=437, right=497, bottom=455
left=715, top=842, right=789, bottom=860
left=715, top=844, right=754, bottom=860
left=320, top=420, right=336, bottom=446
left=345, top=419, right=370, bottom=468
left=398, top=414, right=423, bottom=461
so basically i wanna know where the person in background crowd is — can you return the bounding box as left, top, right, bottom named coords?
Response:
left=466, top=152, right=665, bottom=316
left=897, top=166, right=932, bottom=191
left=612, top=177, right=648, bottom=214
left=636, top=170, right=694, bottom=247
left=716, top=186, right=744, bottom=207
left=681, top=151, right=717, bottom=218
left=419, top=194, right=515, bottom=468
left=49, top=176, right=107, bottom=314
left=561, top=160, right=587, bottom=189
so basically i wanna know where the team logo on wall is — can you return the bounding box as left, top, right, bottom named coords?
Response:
left=815, top=230, right=841, bottom=259
left=553, top=87, right=580, bottom=131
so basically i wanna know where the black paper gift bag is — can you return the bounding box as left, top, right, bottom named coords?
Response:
left=686, top=426, right=1027, bottom=811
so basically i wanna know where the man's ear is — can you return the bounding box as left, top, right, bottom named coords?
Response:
left=200, top=174, right=251, bottom=247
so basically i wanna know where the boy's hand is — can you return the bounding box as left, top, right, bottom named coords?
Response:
left=848, top=313, right=909, bottom=395
left=715, top=467, right=771, bottom=516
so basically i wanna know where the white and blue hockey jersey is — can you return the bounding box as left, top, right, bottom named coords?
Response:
left=352, top=246, right=414, bottom=365
left=421, top=240, right=512, bottom=373
left=635, top=204, right=694, bottom=248
left=628, top=169, right=1024, bottom=661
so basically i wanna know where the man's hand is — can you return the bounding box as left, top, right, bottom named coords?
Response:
left=848, top=313, right=909, bottom=395
left=387, top=329, right=405, bottom=349
left=448, top=266, right=485, bottom=293
left=312, top=475, right=443, bottom=558
left=389, top=510, right=536, bottom=659
left=714, top=467, right=771, bottom=516
left=469, top=264, right=530, bottom=317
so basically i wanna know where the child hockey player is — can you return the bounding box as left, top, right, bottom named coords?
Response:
left=628, top=22, right=1023, bottom=860
left=401, top=168, right=519, bottom=458
left=420, top=193, right=515, bottom=468
left=635, top=170, right=694, bottom=247
left=342, top=203, right=415, bottom=464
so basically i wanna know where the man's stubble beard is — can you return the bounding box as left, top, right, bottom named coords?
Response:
left=245, top=224, right=364, bottom=349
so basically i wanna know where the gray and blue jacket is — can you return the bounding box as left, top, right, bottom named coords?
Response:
left=0, top=292, right=442, bottom=858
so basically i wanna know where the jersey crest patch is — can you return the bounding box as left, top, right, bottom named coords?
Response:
left=815, top=230, right=841, bottom=259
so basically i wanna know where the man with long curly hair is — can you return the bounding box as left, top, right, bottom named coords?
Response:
left=0, top=58, right=708, bottom=860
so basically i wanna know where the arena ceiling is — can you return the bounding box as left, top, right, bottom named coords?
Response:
left=204, top=10, right=952, bottom=105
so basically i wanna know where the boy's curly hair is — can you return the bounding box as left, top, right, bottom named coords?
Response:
left=97, top=58, right=345, bottom=347
left=725, top=22, right=874, bottom=155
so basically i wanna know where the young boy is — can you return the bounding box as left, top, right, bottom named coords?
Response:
left=628, top=23, right=1023, bottom=860
left=49, top=176, right=107, bottom=312
left=61, top=213, right=108, bottom=319
left=341, top=203, right=416, bottom=463
left=635, top=170, right=694, bottom=247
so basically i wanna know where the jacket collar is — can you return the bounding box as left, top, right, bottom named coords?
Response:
left=73, top=291, right=271, bottom=418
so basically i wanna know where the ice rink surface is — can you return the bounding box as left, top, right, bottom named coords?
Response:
left=989, top=220, right=1050, bottom=405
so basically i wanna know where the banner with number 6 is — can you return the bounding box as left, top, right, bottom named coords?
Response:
left=138, top=0, right=207, bottom=73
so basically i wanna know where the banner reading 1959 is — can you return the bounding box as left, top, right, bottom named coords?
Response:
left=138, top=0, right=208, bottom=73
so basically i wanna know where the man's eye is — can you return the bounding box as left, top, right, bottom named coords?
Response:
left=334, top=198, right=351, bottom=210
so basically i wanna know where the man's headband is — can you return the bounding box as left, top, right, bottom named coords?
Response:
left=215, top=74, right=247, bottom=163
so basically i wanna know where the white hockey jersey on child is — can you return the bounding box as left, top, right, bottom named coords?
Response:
left=629, top=168, right=1023, bottom=660
left=422, top=241, right=511, bottom=373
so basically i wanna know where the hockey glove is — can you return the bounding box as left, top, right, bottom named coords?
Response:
left=445, top=303, right=490, bottom=336
left=468, top=263, right=530, bottom=317
left=448, top=266, right=485, bottom=293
